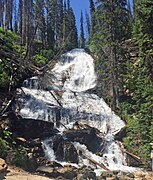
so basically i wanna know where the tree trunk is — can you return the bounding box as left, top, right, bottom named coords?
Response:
left=4, top=0, right=9, bottom=31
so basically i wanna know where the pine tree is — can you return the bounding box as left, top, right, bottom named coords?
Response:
left=79, top=11, right=85, bottom=48
left=35, top=0, right=46, bottom=45
left=62, top=0, right=68, bottom=45
left=67, top=7, right=78, bottom=50
left=85, top=10, right=91, bottom=36
left=56, top=0, right=64, bottom=47
left=123, top=0, right=153, bottom=165
left=46, top=0, right=55, bottom=48
left=62, top=0, right=78, bottom=51
left=90, top=0, right=131, bottom=110
left=89, top=0, right=95, bottom=36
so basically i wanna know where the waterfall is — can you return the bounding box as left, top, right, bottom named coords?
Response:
left=16, top=48, right=139, bottom=173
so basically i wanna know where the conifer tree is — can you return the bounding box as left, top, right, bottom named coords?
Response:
left=62, top=0, right=78, bottom=51
left=46, top=0, right=55, bottom=48
left=89, top=0, right=95, bottom=36
left=85, top=10, right=91, bottom=36
left=123, top=0, right=153, bottom=165
left=90, top=0, right=131, bottom=110
left=67, top=7, right=78, bottom=50
left=79, top=11, right=85, bottom=48
left=35, top=0, right=46, bottom=45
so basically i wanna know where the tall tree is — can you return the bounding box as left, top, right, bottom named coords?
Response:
left=46, top=0, right=55, bottom=48
left=123, top=0, right=153, bottom=165
left=4, top=0, right=9, bottom=30
left=67, top=7, right=78, bottom=50
left=14, top=0, right=18, bottom=32
left=90, top=0, right=131, bottom=110
left=35, top=0, right=46, bottom=45
left=8, top=0, right=13, bottom=31
left=89, top=0, right=95, bottom=36
left=0, top=0, right=4, bottom=28
left=56, top=0, right=64, bottom=47
left=18, top=0, right=23, bottom=35
left=79, top=11, right=85, bottom=48
left=85, top=10, right=91, bottom=36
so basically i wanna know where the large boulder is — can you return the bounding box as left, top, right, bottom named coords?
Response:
left=53, top=135, right=79, bottom=163
left=63, top=127, right=103, bottom=153
left=9, top=115, right=58, bottom=140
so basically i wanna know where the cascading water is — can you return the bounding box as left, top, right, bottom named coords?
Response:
left=16, top=48, right=139, bottom=174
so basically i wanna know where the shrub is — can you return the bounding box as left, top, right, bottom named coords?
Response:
left=12, top=145, right=28, bottom=169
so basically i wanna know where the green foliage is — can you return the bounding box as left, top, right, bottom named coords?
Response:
left=0, top=130, right=12, bottom=158
left=0, top=71, right=10, bottom=89
left=33, top=54, right=48, bottom=67
left=0, top=27, right=24, bottom=54
left=12, top=145, right=28, bottom=168
left=122, top=0, right=153, bottom=167
left=122, top=58, right=153, bottom=165
left=0, top=138, right=10, bottom=158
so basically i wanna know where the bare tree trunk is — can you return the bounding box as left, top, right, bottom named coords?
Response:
left=8, top=0, right=13, bottom=31
left=18, top=0, right=23, bottom=35
left=4, top=0, right=9, bottom=31
left=0, top=0, right=4, bottom=28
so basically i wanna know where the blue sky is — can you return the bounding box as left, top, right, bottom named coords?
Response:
left=71, top=0, right=91, bottom=38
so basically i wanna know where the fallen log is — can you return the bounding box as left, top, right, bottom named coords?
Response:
left=82, top=153, right=109, bottom=171
left=125, top=150, right=140, bottom=160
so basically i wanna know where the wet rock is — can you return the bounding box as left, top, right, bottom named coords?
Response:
left=0, top=158, right=7, bottom=173
left=126, top=154, right=141, bottom=167
left=114, top=127, right=127, bottom=141
left=9, top=116, right=58, bottom=140
left=63, top=127, right=103, bottom=153
left=77, top=168, right=96, bottom=180
left=53, top=135, right=79, bottom=163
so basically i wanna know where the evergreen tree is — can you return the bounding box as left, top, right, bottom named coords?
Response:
left=90, top=0, right=131, bottom=110
left=56, top=0, right=64, bottom=47
left=46, top=0, right=55, bottom=48
left=35, top=0, right=46, bottom=45
left=89, top=0, right=95, bottom=36
left=62, top=0, right=78, bottom=51
left=67, top=7, right=78, bottom=50
left=79, top=11, right=85, bottom=48
left=123, top=0, right=153, bottom=166
left=62, top=0, right=68, bottom=45
left=85, top=10, right=91, bottom=36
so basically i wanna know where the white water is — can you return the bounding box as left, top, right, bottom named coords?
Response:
left=16, top=49, right=139, bottom=174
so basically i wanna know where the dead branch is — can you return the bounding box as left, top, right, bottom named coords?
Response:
left=49, top=91, right=62, bottom=107
left=82, top=153, right=109, bottom=171
left=125, top=150, right=141, bottom=160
